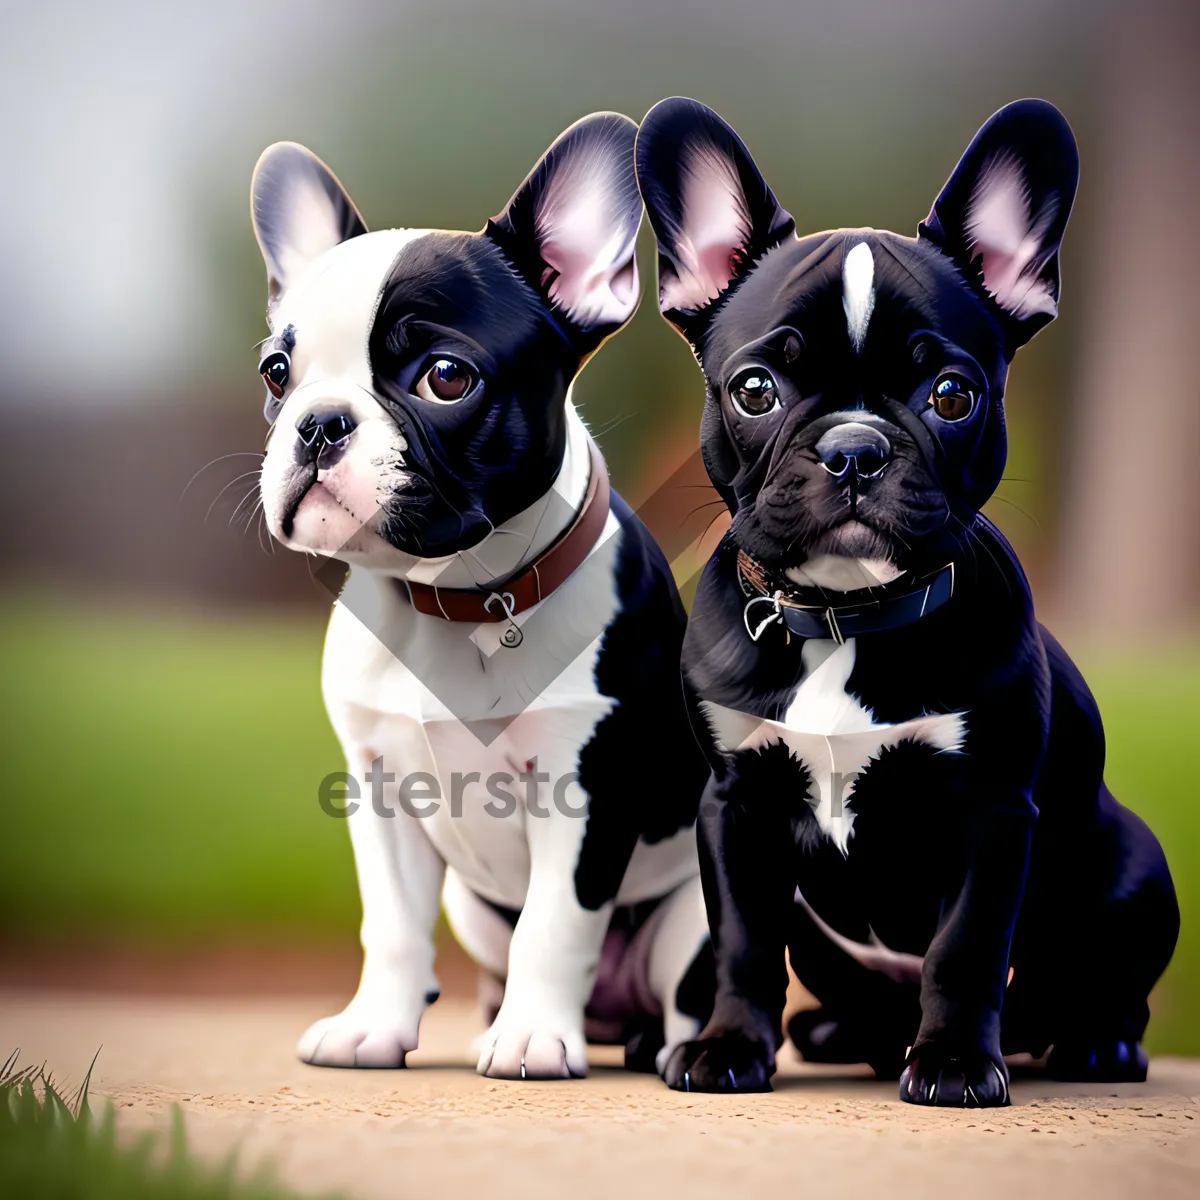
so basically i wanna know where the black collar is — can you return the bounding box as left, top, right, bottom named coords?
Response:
left=737, top=549, right=955, bottom=644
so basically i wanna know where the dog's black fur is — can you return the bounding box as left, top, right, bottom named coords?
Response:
left=636, top=97, right=1179, bottom=1106
left=251, top=115, right=715, bottom=1078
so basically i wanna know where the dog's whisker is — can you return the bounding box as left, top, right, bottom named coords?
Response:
left=204, top=470, right=264, bottom=523
left=229, top=482, right=263, bottom=528
left=255, top=505, right=276, bottom=556
left=987, top=495, right=1042, bottom=529
left=240, top=493, right=265, bottom=533
left=683, top=499, right=728, bottom=521
left=181, top=453, right=264, bottom=503
left=588, top=412, right=636, bottom=439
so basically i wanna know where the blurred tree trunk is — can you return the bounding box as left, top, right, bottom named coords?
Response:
left=1059, top=0, right=1200, bottom=637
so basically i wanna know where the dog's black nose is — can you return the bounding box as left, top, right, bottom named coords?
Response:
left=815, top=422, right=891, bottom=481
left=296, top=408, right=356, bottom=449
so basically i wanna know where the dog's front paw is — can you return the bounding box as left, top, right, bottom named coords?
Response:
left=900, top=1042, right=1009, bottom=1107
left=297, top=1006, right=420, bottom=1069
left=474, top=1022, right=588, bottom=1080
left=663, top=1034, right=774, bottom=1093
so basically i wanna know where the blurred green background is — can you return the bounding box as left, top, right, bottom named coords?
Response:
left=0, top=0, right=1196, bottom=1054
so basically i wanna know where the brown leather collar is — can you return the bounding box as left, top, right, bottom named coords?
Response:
left=406, top=440, right=610, bottom=624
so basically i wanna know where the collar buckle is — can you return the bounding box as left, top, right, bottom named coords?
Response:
left=743, top=590, right=785, bottom=643
left=484, top=591, right=523, bottom=648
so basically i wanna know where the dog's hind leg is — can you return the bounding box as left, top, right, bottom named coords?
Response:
left=1010, top=633, right=1179, bottom=1078
left=785, top=895, right=921, bottom=1080
left=1012, top=786, right=1179, bottom=1081
left=441, top=868, right=515, bottom=1025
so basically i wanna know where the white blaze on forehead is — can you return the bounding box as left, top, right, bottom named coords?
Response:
left=842, top=241, right=875, bottom=355
left=272, top=227, right=433, bottom=388
left=964, top=152, right=1058, bottom=320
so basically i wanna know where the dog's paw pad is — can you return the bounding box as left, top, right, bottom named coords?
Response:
left=900, top=1044, right=1009, bottom=1107
left=663, top=1035, right=773, bottom=1093
left=297, top=1013, right=414, bottom=1069
left=476, top=1027, right=586, bottom=1080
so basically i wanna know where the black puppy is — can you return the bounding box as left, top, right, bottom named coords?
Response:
left=635, top=97, right=1179, bottom=1106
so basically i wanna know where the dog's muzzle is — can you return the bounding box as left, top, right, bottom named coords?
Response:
left=296, top=408, right=357, bottom=457
left=815, top=421, right=891, bottom=481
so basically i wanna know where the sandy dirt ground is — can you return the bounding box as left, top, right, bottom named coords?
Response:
left=3, top=987, right=1198, bottom=1200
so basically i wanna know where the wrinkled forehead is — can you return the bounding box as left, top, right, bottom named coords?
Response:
left=708, top=230, right=995, bottom=368
left=271, top=228, right=434, bottom=379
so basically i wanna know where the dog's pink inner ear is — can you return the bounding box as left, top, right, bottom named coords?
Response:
left=534, top=196, right=639, bottom=330
left=964, top=152, right=1059, bottom=321
left=660, top=144, right=754, bottom=313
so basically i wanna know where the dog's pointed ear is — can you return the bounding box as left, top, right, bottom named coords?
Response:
left=635, top=97, right=794, bottom=332
left=485, top=113, right=642, bottom=346
left=919, top=99, right=1078, bottom=351
left=251, top=142, right=368, bottom=304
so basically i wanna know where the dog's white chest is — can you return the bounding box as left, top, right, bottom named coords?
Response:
left=700, top=639, right=966, bottom=855
left=319, top=523, right=630, bottom=908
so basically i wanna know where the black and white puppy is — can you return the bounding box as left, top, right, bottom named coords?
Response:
left=635, top=98, right=1179, bottom=1106
left=250, top=114, right=711, bottom=1079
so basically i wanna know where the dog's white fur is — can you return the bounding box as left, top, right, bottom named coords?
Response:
left=257, top=211, right=706, bottom=1078
left=784, top=553, right=902, bottom=591
left=701, top=638, right=967, bottom=856
left=842, top=241, right=876, bottom=355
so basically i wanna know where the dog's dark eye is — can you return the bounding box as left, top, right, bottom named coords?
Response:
left=729, top=368, right=779, bottom=418
left=259, top=351, right=290, bottom=399
left=258, top=350, right=291, bottom=423
left=929, top=375, right=976, bottom=422
left=416, top=357, right=477, bottom=403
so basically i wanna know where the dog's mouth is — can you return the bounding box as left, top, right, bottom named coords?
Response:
left=278, top=461, right=432, bottom=541
left=278, top=473, right=386, bottom=543
left=804, top=518, right=894, bottom=560
left=277, top=465, right=318, bottom=538
left=733, top=508, right=916, bottom=595
left=780, top=520, right=906, bottom=594
left=282, top=479, right=369, bottom=543
left=737, top=511, right=898, bottom=566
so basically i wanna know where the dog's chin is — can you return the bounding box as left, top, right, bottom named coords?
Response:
left=737, top=518, right=908, bottom=593
left=275, top=479, right=493, bottom=569
left=738, top=517, right=895, bottom=568
left=785, top=553, right=903, bottom=593
left=805, top=520, right=894, bottom=559
left=276, top=483, right=395, bottom=561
